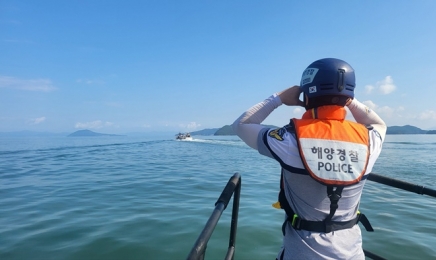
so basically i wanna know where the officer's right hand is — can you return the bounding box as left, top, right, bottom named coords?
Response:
left=278, top=86, right=305, bottom=107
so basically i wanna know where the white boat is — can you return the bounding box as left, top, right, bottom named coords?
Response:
left=176, top=132, right=193, bottom=141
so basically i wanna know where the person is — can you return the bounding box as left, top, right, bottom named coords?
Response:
left=232, top=58, right=386, bottom=260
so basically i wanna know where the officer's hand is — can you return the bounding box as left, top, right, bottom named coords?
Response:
left=278, top=86, right=305, bottom=107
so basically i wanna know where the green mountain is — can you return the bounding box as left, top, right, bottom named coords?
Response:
left=214, top=125, right=234, bottom=135
left=68, top=130, right=124, bottom=137
left=215, top=124, right=279, bottom=136
left=190, top=128, right=219, bottom=136
left=386, top=125, right=429, bottom=134
left=190, top=124, right=279, bottom=136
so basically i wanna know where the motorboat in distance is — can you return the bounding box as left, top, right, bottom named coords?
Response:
left=176, top=132, right=193, bottom=141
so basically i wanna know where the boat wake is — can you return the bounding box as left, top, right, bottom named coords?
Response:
left=182, top=137, right=246, bottom=147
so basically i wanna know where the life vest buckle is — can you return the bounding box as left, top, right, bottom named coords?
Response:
left=328, top=192, right=341, bottom=202
left=291, top=214, right=302, bottom=230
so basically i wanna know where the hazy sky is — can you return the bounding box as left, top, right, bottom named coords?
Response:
left=1, top=1, right=436, bottom=133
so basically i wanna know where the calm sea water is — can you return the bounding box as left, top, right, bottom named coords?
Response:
left=1, top=134, right=435, bottom=260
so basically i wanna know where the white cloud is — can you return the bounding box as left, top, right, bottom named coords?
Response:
left=0, top=76, right=57, bottom=92
left=358, top=101, right=435, bottom=128
left=362, top=100, right=396, bottom=117
left=76, top=78, right=105, bottom=85
left=293, top=107, right=303, bottom=114
left=377, top=76, right=396, bottom=94
left=187, top=122, right=201, bottom=129
left=418, top=110, right=436, bottom=120
left=364, top=76, right=397, bottom=95
left=376, top=106, right=396, bottom=117
left=179, top=122, right=201, bottom=130
left=30, top=117, right=46, bottom=124
left=362, top=100, right=377, bottom=110
left=75, top=120, right=114, bottom=129
left=365, top=85, right=374, bottom=94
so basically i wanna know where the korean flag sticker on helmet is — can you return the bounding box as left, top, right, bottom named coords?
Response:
left=309, top=86, right=317, bottom=93
left=300, top=68, right=319, bottom=86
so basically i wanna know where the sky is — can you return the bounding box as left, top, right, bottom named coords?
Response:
left=1, top=0, right=436, bottom=134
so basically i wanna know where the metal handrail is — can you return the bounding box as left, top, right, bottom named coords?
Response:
left=187, top=172, right=434, bottom=260
left=368, top=172, right=436, bottom=198
left=363, top=172, right=436, bottom=259
left=186, top=173, right=241, bottom=260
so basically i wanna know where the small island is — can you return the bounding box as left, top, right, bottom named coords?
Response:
left=385, top=125, right=434, bottom=135
left=68, top=130, right=124, bottom=137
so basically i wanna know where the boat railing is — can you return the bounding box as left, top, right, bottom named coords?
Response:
left=186, top=173, right=241, bottom=260
left=367, top=173, right=436, bottom=198
left=186, top=172, right=435, bottom=260
left=363, top=173, right=436, bottom=259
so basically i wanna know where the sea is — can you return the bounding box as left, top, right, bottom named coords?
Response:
left=1, top=133, right=435, bottom=260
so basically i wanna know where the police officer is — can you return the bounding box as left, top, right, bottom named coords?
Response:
left=232, top=58, right=386, bottom=259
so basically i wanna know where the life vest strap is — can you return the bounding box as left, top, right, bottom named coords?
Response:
left=283, top=212, right=373, bottom=234
left=278, top=174, right=374, bottom=234
left=325, top=186, right=344, bottom=225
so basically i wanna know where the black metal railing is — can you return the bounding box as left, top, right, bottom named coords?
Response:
left=187, top=172, right=435, bottom=260
left=186, top=173, right=241, bottom=260
left=363, top=172, right=436, bottom=259
left=368, top=173, right=436, bottom=198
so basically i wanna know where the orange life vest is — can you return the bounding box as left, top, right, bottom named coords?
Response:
left=293, top=105, right=370, bottom=186
left=277, top=105, right=374, bottom=233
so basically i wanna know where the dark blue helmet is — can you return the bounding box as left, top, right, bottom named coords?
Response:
left=300, top=58, right=355, bottom=108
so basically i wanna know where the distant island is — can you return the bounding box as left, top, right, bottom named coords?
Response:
left=190, top=124, right=436, bottom=136
left=68, top=130, right=124, bottom=137
left=386, top=125, right=429, bottom=135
